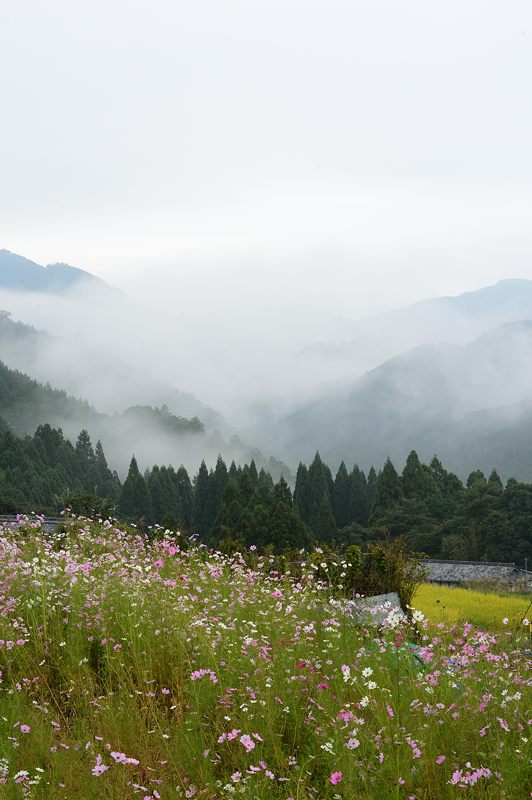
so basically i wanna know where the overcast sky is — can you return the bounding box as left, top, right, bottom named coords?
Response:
left=1, top=0, right=531, bottom=317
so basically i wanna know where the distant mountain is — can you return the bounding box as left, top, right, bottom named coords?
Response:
left=242, top=278, right=532, bottom=421
left=362, top=278, right=532, bottom=326
left=0, top=249, right=113, bottom=294
left=330, top=278, right=532, bottom=349
left=299, top=279, right=532, bottom=372
left=265, top=320, right=532, bottom=481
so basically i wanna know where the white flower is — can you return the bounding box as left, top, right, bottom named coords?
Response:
left=412, top=610, right=425, bottom=622
left=361, top=667, right=373, bottom=678
left=360, top=695, right=369, bottom=708
left=502, top=617, right=509, bottom=625
left=385, top=610, right=402, bottom=629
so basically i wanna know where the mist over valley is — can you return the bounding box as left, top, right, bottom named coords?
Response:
left=2, top=249, right=532, bottom=485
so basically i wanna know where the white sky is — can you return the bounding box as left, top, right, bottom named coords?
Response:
left=1, top=0, right=531, bottom=317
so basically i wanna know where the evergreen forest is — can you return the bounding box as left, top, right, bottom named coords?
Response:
left=0, top=422, right=530, bottom=565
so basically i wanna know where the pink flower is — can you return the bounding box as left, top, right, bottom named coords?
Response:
left=110, top=751, right=139, bottom=765
left=240, top=734, right=255, bottom=751
left=435, top=755, right=446, bottom=765
left=190, top=668, right=218, bottom=684
left=92, top=755, right=109, bottom=776
left=330, top=771, right=343, bottom=785
left=449, top=770, right=463, bottom=786
left=20, top=724, right=30, bottom=734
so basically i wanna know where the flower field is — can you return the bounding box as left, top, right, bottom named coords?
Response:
left=0, top=518, right=530, bottom=799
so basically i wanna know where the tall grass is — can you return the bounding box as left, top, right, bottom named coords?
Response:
left=0, top=517, right=530, bottom=799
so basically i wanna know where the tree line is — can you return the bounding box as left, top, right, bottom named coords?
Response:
left=0, top=424, right=530, bottom=564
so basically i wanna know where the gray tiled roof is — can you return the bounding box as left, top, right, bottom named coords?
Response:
left=426, top=560, right=529, bottom=583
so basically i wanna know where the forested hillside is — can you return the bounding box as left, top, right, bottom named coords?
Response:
left=0, top=309, right=225, bottom=428
left=0, top=425, right=119, bottom=512
left=0, top=356, right=101, bottom=434
left=1, top=419, right=530, bottom=564
left=0, top=357, right=288, bottom=478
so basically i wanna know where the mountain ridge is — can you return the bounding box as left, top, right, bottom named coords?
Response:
left=0, top=249, right=114, bottom=294
left=261, top=319, right=532, bottom=481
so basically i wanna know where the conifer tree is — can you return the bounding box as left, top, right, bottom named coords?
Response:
left=307, top=453, right=336, bottom=540
left=349, top=465, right=369, bottom=526
left=202, top=458, right=229, bottom=536
left=294, top=462, right=310, bottom=522
left=238, top=470, right=256, bottom=506
left=210, top=479, right=244, bottom=547
left=366, top=466, right=377, bottom=516
left=94, top=440, right=119, bottom=499
left=214, top=456, right=229, bottom=498
left=268, top=477, right=311, bottom=551
left=76, top=429, right=95, bottom=463
left=191, top=460, right=210, bottom=538
left=371, top=458, right=402, bottom=520
left=402, top=450, right=436, bottom=500
left=488, top=468, right=503, bottom=489
left=257, top=468, right=274, bottom=494
left=174, top=465, right=193, bottom=529
left=146, top=465, right=178, bottom=522
left=333, top=461, right=351, bottom=528
left=119, top=456, right=153, bottom=523
left=246, top=459, right=259, bottom=486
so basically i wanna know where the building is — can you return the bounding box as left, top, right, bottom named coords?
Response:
left=426, top=560, right=531, bottom=592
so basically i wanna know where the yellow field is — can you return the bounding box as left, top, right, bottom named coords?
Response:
left=413, top=583, right=531, bottom=630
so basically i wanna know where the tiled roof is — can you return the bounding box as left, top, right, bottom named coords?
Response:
left=426, top=559, right=529, bottom=583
